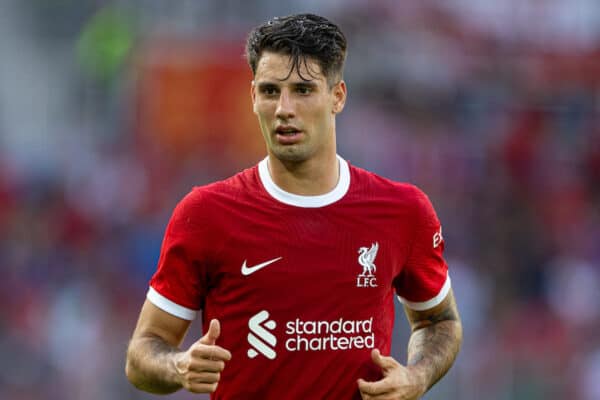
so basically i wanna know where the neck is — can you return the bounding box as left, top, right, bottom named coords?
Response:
left=267, top=152, right=340, bottom=196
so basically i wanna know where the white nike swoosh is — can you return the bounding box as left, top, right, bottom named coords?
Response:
left=241, top=257, right=283, bottom=276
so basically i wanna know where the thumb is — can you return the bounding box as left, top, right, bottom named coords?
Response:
left=371, top=348, right=397, bottom=373
left=199, top=319, right=220, bottom=345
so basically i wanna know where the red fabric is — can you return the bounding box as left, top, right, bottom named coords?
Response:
left=150, top=162, right=448, bottom=399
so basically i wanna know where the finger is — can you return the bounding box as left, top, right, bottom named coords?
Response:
left=357, top=380, right=371, bottom=400
left=371, top=349, right=399, bottom=371
left=357, top=377, right=394, bottom=396
left=357, top=379, right=369, bottom=396
left=189, top=358, right=226, bottom=373
left=185, top=381, right=219, bottom=394
left=187, top=371, right=221, bottom=384
left=199, top=319, right=221, bottom=345
left=191, top=345, right=232, bottom=361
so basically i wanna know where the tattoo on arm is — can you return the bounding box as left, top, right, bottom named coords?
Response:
left=404, top=289, right=463, bottom=391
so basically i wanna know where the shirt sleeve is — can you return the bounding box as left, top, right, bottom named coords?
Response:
left=148, top=189, right=210, bottom=320
left=394, top=186, right=450, bottom=311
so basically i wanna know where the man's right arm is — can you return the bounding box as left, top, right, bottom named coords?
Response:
left=125, top=300, right=231, bottom=394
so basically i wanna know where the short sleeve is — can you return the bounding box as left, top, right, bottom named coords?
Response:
left=148, top=190, right=210, bottom=320
left=394, top=186, right=450, bottom=311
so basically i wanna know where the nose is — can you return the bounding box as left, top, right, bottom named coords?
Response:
left=275, top=89, right=295, bottom=120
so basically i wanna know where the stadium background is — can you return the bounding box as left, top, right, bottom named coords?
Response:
left=1, top=1, right=599, bottom=399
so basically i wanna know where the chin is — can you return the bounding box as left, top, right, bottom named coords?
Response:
left=271, top=146, right=310, bottom=163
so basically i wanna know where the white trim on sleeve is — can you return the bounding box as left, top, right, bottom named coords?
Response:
left=397, top=274, right=452, bottom=311
left=147, top=287, right=198, bottom=320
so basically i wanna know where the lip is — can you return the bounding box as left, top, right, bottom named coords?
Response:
left=274, top=125, right=304, bottom=144
left=275, top=125, right=301, bottom=134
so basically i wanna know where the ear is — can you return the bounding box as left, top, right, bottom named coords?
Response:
left=332, top=80, right=347, bottom=114
left=251, top=80, right=258, bottom=115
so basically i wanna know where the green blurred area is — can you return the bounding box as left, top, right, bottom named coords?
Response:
left=76, top=6, right=134, bottom=82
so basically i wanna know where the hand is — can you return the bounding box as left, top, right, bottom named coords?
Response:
left=357, top=349, right=427, bottom=400
left=173, top=319, right=232, bottom=393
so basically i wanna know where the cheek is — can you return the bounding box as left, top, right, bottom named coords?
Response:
left=311, top=104, right=332, bottom=127
left=312, top=96, right=334, bottom=117
left=254, top=103, right=272, bottom=123
left=255, top=100, right=275, bottom=115
left=254, top=105, right=274, bottom=135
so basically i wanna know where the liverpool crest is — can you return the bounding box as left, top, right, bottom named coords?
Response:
left=357, top=242, right=378, bottom=287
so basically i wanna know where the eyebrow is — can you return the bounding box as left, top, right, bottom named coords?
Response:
left=256, top=80, right=319, bottom=89
left=293, top=81, right=319, bottom=88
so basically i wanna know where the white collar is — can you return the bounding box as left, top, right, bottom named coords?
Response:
left=258, top=155, right=350, bottom=208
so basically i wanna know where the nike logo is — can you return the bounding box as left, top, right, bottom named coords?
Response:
left=241, top=257, right=283, bottom=276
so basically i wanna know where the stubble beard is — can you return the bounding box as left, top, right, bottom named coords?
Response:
left=264, top=127, right=314, bottom=163
left=270, top=143, right=312, bottom=163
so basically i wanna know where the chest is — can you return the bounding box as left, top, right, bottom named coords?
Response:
left=207, top=203, right=411, bottom=307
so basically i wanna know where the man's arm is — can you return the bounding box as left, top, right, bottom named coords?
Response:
left=357, top=289, right=462, bottom=399
left=404, top=288, right=463, bottom=393
left=125, top=300, right=231, bottom=394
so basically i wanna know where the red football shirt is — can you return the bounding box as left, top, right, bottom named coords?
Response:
left=148, top=155, right=450, bottom=399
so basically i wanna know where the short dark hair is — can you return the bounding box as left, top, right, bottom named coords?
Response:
left=245, top=13, right=347, bottom=87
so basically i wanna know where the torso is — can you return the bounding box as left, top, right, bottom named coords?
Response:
left=190, top=158, right=420, bottom=399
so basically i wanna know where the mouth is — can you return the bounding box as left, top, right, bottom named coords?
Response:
left=274, top=126, right=303, bottom=144
left=275, top=125, right=301, bottom=135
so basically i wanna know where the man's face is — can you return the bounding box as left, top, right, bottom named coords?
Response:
left=251, top=51, right=346, bottom=163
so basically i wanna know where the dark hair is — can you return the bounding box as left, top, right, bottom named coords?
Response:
left=245, top=13, right=347, bottom=87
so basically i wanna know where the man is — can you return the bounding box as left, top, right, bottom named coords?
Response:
left=126, top=13, right=462, bottom=400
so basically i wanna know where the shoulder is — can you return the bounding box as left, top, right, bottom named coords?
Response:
left=170, top=165, right=259, bottom=225
left=348, top=163, right=429, bottom=205
left=185, top=165, right=258, bottom=203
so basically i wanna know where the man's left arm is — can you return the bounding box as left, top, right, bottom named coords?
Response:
left=405, top=288, right=462, bottom=395
left=358, top=289, right=462, bottom=399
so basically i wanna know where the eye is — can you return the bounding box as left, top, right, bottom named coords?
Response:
left=296, top=86, right=312, bottom=95
left=260, top=86, right=278, bottom=96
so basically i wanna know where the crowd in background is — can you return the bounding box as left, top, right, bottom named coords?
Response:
left=1, top=1, right=599, bottom=399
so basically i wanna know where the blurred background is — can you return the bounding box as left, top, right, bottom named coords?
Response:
left=1, top=0, right=599, bottom=399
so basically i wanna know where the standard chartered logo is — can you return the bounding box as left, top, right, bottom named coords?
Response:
left=247, top=310, right=277, bottom=360
left=247, top=310, right=375, bottom=360
left=285, top=317, right=375, bottom=351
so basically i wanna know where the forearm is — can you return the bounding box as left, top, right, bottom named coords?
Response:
left=407, top=319, right=462, bottom=392
left=125, top=333, right=183, bottom=394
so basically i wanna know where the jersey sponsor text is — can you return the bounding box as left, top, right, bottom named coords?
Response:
left=284, top=317, right=375, bottom=352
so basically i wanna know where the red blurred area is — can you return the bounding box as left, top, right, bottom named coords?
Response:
left=133, top=38, right=264, bottom=168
